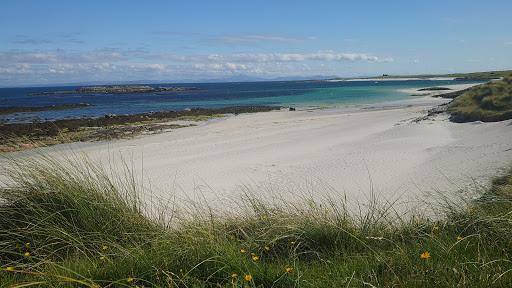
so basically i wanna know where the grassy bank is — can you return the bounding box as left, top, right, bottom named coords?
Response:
left=448, top=74, right=512, bottom=122
left=1, top=157, right=512, bottom=287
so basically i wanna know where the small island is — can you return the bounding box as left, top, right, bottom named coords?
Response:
left=31, top=85, right=201, bottom=95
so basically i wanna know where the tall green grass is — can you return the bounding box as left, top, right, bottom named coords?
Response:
left=1, top=157, right=512, bottom=287
left=448, top=74, right=512, bottom=122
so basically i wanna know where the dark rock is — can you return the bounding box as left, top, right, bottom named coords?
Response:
left=0, top=105, right=282, bottom=141
left=418, top=87, right=452, bottom=91
left=433, top=88, right=472, bottom=99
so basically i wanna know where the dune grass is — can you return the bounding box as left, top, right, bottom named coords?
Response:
left=1, top=157, right=512, bottom=287
left=448, top=74, right=512, bottom=122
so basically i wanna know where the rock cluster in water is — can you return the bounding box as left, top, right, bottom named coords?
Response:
left=32, top=85, right=200, bottom=95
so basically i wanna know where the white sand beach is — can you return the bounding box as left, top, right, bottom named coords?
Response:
left=6, top=84, right=512, bottom=214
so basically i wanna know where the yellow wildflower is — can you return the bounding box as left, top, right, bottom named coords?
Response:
left=240, top=248, right=246, bottom=254
left=5, top=266, right=15, bottom=271
left=231, top=273, right=238, bottom=278
left=101, top=245, right=108, bottom=251
left=244, top=274, right=253, bottom=282
left=457, top=236, right=463, bottom=241
left=252, top=255, right=260, bottom=262
left=24, top=252, right=30, bottom=257
left=420, top=251, right=431, bottom=260
left=285, top=267, right=293, bottom=273
left=25, top=242, right=30, bottom=248
left=127, top=277, right=135, bottom=283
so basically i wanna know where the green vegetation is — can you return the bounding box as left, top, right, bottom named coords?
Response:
left=442, top=70, right=512, bottom=80
left=1, top=157, right=512, bottom=287
left=373, top=70, right=512, bottom=81
left=448, top=74, right=512, bottom=122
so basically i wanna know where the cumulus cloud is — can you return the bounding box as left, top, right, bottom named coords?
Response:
left=150, top=52, right=392, bottom=64
left=0, top=48, right=393, bottom=86
left=192, top=63, right=249, bottom=72
left=220, top=52, right=393, bottom=63
left=1, top=49, right=391, bottom=65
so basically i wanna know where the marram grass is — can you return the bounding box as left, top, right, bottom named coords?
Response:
left=448, top=74, right=512, bottom=122
left=1, top=156, right=512, bottom=287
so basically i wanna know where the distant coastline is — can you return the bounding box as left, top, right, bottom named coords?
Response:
left=327, top=69, right=511, bottom=82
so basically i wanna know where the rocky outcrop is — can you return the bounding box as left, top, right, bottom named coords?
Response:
left=418, top=87, right=451, bottom=91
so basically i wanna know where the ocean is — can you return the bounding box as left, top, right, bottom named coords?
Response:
left=0, top=79, right=480, bottom=123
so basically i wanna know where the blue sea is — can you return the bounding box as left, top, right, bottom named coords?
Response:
left=0, top=79, right=479, bottom=123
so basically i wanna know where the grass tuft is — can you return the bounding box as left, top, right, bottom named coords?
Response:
left=1, top=157, right=512, bottom=287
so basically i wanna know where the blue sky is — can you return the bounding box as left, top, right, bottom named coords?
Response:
left=1, top=0, right=511, bottom=86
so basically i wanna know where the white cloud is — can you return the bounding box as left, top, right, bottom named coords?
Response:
left=0, top=63, right=32, bottom=74
left=192, top=52, right=392, bottom=63
left=1, top=49, right=391, bottom=65
left=0, top=48, right=393, bottom=85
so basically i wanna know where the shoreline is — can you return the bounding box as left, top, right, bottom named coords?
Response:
left=5, top=82, right=511, bottom=214
left=0, top=82, right=475, bottom=152
left=0, top=106, right=280, bottom=152
left=330, top=77, right=457, bottom=82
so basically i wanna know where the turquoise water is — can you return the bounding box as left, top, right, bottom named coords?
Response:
left=0, top=79, right=479, bottom=123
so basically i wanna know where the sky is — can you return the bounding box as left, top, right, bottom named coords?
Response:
left=1, top=0, right=511, bottom=86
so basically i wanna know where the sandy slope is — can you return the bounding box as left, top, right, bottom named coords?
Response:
left=4, top=85, right=512, bottom=214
